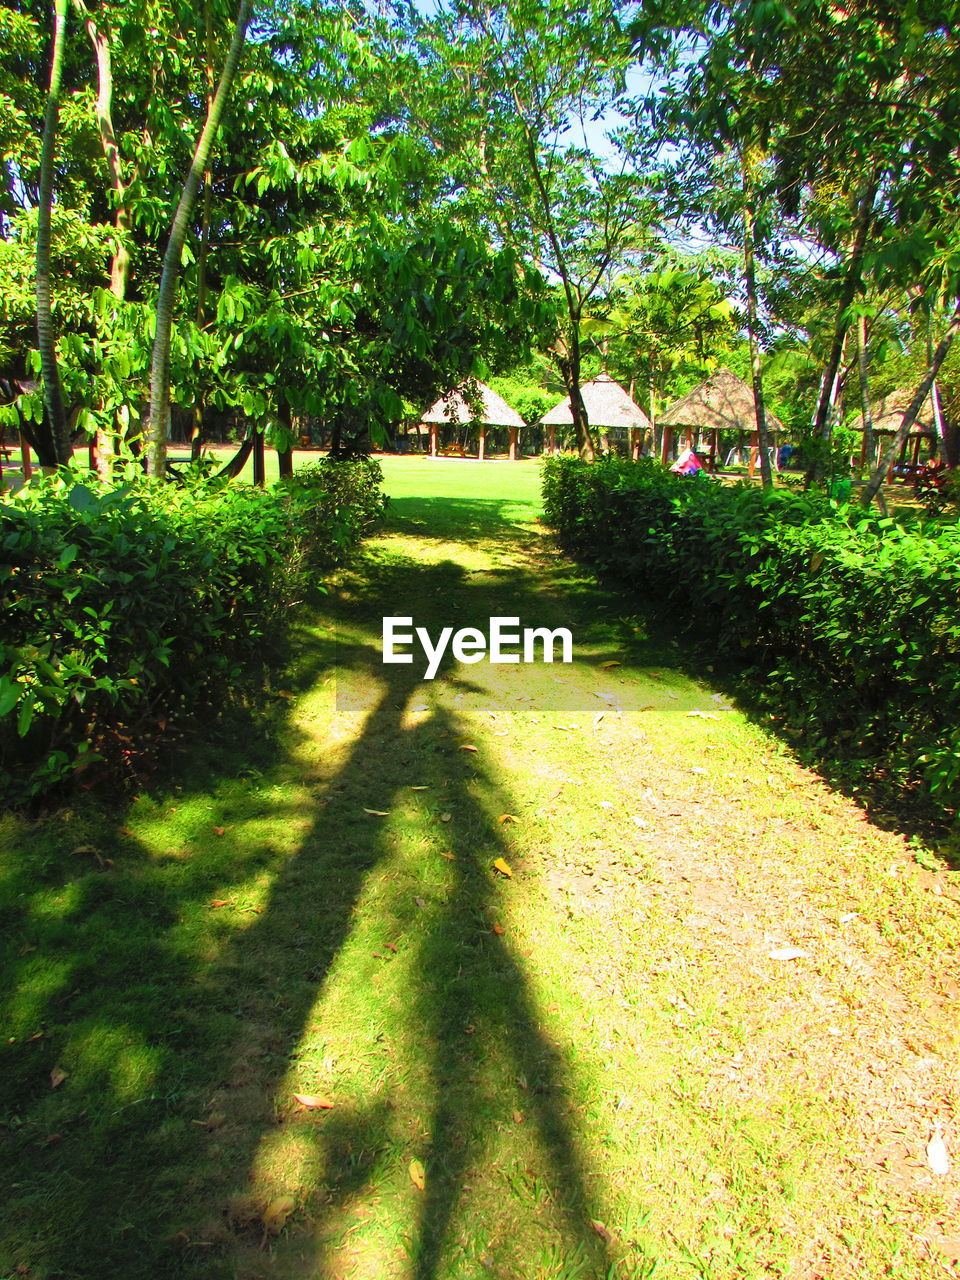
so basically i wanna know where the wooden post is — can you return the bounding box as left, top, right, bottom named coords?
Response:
left=429, top=422, right=438, bottom=457
left=508, top=426, right=517, bottom=460
left=479, top=424, right=485, bottom=460
left=548, top=424, right=556, bottom=455
left=20, top=432, right=33, bottom=478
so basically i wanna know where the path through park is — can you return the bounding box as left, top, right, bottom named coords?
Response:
left=210, top=460, right=958, bottom=1279
left=2, top=461, right=958, bottom=1280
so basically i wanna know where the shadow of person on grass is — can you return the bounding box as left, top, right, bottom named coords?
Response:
left=0, top=550, right=625, bottom=1280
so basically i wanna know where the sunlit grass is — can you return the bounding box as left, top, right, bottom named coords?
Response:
left=0, top=458, right=956, bottom=1279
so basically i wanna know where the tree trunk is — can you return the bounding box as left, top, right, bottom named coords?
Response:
left=804, top=177, right=877, bottom=487
left=191, top=0, right=216, bottom=465
left=742, top=193, right=773, bottom=489
left=863, top=296, right=960, bottom=506
left=145, top=0, right=252, bottom=478
left=558, top=326, right=595, bottom=462
left=277, top=396, right=293, bottom=478
left=35, top=0, right=71, bottom=468
left=856, top=313, right=875, bottom=477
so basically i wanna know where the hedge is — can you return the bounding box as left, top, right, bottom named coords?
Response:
left=542, top=455, right=960, bottom=818
left=0, top=458, right=386, bottom=802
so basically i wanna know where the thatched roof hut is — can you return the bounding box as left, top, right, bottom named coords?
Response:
left=539, top=373, right=652, bottom=431
left=419, top=382, right=524, bottom=459
left=850, top=389, right=938, bottom=437
left=421, top=382, right=524, bottom=428
left=659, top=368, right=785, bottom=437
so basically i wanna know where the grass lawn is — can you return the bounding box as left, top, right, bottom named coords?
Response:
left=1, top=456, right=958, bottom=1279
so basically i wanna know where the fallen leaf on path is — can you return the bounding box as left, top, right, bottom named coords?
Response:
left=927, top=1128, right=949, bottom=1175
left=209, top=899, right=231, bottom=909
left=600, top=661, right=621, bottom=670
left=498, top=814, right=519, bottom=825
left=492, top=858, right=513, bottom=878
left=769, top=946, right=808, bottom=961
left=409, top=1159, right=426, bottom=1190
left=50, top=1066, right=68, bottom=1089
left=293, top=1093, right=334, bottom=1110
left=458, top=744, right=478, bottom=753
left=261, top=1195, right=295, bottom=1235
left=363, top=808, right=389, bottom=816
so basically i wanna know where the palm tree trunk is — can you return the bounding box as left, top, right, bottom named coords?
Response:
left=145, top=0, right=252, bottom=478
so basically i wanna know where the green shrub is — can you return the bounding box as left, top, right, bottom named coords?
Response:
left=542, top=456, right=960, bottom=818
left=0, top=461, right=386, bottom=802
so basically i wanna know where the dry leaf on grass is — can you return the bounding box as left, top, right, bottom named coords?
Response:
left=927, top=1127, right=949, bottom=1175
left=492, top=858, right=513, bottom=879
left=498, top=814, right=519, bottom=825
left=213, top=826, right=226, bottom=837
left=50, top=1066, right=68, bottom=1089
left=363, top=808, right=389, bottom=817
left=293, top=1092, right=334, bottom=1110
left=590, top=1219, right=614, bottom=1244
left=687, top=710, right=719, bottom=720
left=458, top=744, right=478, bottom=753
left=439, top=812, right=452, bottom=823
left=492, top=923, right=505, bottom=935
left=261, top=1195, right=295, bottom=1236
left=409, top=1158, right=426, bottom=1190
left=209, top=899, right=231, bottom=909
left=600, top=661, right=621, bottom=670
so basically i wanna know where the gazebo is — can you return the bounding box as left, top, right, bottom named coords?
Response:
left=658, top=368, right=785, bottom=474
left=420, top=382, right=525, bottom=460
left=851, top=389, right=939, bottom=475
left=539, top=373, right=652, bottom=457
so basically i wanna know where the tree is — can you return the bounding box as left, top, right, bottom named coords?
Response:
left=412, top=0, right=654, bottom=461
left=144, top=0, right=252, bottom=478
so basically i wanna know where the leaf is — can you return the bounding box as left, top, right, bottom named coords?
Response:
left=293, top=1092, right=334, bottom=1110
left=50, top=1066, right=68, bottom=1089
left=458, top=744, right=478, bottom=752
left=261, top=1195, right=295, bottom=1235
left=600, top=661, right=621, bottom=669
left=409, top=785, right=429, bottom=791
left=213, top=826, right=226, bottom=837
left=439, top=812, right=452, bottom=823
left=409, top=1158, right=426, bottom=1190
left=493, top=922, right=505, bottom=935
left=492, top=857, right=513, bottom=879
left=363, top=808, right=389, bottom=816
left=498, top=814, right=519, bottom=824
left=209, top=899, right=231, bottom=908
left=768, top=946, right=808, bottom=961
left=590, top=1219, right=614, bottom=1244
left=440, top=852, right=455, bottom=861
left=927, top=1128, right=949, bottom=1176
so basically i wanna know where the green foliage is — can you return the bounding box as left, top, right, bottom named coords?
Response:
left=0, top=460, right=385, bottom=801
left=543, top=456, right=960, bottom=817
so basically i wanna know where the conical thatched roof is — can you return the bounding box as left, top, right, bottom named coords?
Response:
left=421, top=382, right=524, bottom=428
left=539, top=373, right=652, bottom=430
left=659, top=368, right=785, bottom=436
left=851, top=389, right=938, bottom=436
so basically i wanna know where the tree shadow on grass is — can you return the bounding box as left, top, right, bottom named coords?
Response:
left=0, top=551, right=624, bottom=1280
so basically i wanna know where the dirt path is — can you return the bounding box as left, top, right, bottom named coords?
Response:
left=223, top=493, right=959, bottom=1280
